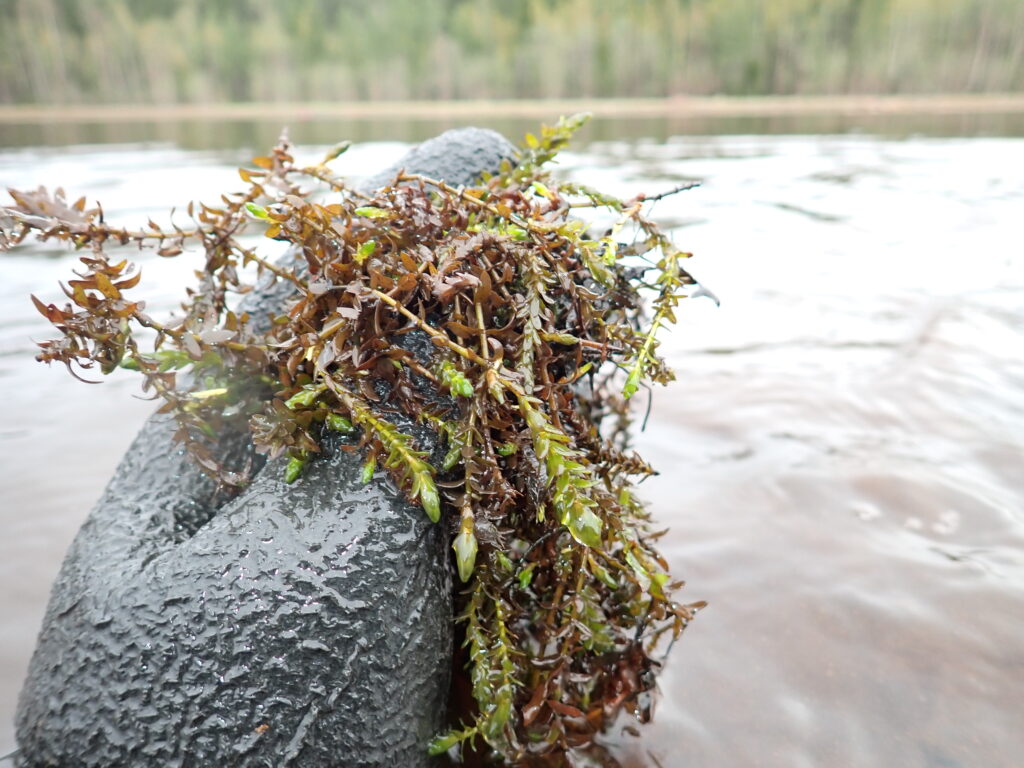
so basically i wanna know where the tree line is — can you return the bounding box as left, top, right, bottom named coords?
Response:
left=1, top=0, right=1021, bottom=105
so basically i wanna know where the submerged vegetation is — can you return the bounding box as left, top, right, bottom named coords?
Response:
left=0, top=116, right=707, bottom=764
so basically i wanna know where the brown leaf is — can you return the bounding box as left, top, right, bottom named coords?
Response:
left=547, top=699, right=585, bottom=719
left=522, top=682, right=548, bottom=727
left=114, top=270, right=143, bottom=290
left=30, top=294, right=66, bottom=323
left=433, top=271, right=480, bottom=302
left=474, top=267, right=492, bottom=304
left=396, top=272, right=418, bottom=292
left=444, top=321, right=477, bottom=339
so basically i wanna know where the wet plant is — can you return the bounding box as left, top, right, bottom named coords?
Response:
left=1, top=115, right=707, bottom=765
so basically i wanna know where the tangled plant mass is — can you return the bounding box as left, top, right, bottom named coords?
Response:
left=1, top=115, right=707, bottom=764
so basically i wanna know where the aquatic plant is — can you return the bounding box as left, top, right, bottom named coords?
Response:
left=1, top=116, right=706, bottom=764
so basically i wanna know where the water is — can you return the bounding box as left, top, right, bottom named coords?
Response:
left=1, top=123, right=1022, bottom=766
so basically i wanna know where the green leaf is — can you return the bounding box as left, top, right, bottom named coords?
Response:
left=355, top=240, right=376, bottom=264
left=453, top=528, right=478, bottom=582
left=361, top=455, right=376, bottom=484
left=530, top=181, right=552, bottom=199
left=440, top=360, right=473, bottom=397
left=518, top=562, right=536, bottom=590
left=321, top=140, right=352, bottom=164
left=156, top=349, right=192, bottom=371
left=442, top=444, right=461, bottom=471
left=284, top=454, right=308, bottom=484
left=483, top=695, right=512, bottom=741
left=540, top=332, right=578, bottom=346
left=427, top=731, right=463, bottom=756
left=625, top=550, right=651, bottom=591
left=623, top=366, right=642, bottom=399
left=566, top=506, right=603, bottom=548
left=602, top=237, right=618, bottom=265
left=581, top=246, right=615, bottom=288
left=190, top=387, right=228, bottom=400
left=496, top=442, right=517, bottom=457
left=590, top=557, right=619, bottom=589
left=419, top=475, right=441, bottom=523
left=649, top=569, right=670, bottom=599
left=245, top=202, right=269, bottom=219
left=326, top=413, right=354, bottom=433
left=354, top=206, right=391, bottom=219
left=122, top=349, right=193, bottom=373
left=285, top=385, right=323, bottom=409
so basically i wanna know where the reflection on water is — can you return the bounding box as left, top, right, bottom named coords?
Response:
left=1, top=129, right=1022, bottom=765
left=3, top=110, right=1024, bottom=151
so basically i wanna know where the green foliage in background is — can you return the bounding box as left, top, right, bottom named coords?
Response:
left=1, top=0, right=1021, bottom=105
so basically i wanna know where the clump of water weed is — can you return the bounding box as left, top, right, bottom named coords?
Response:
left=2, top=115, right=707, bottom=765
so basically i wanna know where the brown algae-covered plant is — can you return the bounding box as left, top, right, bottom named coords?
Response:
left=2, top=115, right=707, bottom=764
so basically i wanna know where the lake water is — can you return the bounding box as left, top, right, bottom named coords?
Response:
left=1, top=118, right=1022, bottom=766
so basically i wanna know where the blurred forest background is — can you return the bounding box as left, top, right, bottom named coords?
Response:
left=1, top=0, right=1022, bottom=106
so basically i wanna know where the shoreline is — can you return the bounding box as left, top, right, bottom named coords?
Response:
left=1, top=94, right=1023, bottom=124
